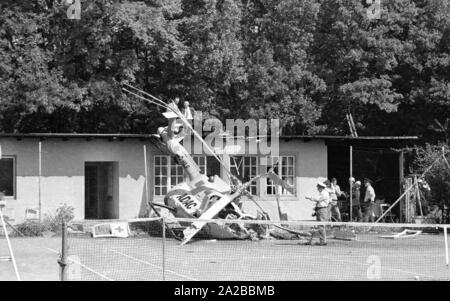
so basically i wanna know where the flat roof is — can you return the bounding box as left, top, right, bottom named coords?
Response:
left=0, top=133, right=153, bottom=140
left=280, top=135, right=419, bottom=141
left=0, top=133, right=419, bottom=141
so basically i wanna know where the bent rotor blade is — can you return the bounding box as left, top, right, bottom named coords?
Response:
left=123, top=84, right=237, bottom=182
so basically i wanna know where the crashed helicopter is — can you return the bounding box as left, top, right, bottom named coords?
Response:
left=122, top=84, right=296, bottom=245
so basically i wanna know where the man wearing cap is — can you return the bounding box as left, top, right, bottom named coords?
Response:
left=352, top=181, right=363, bottom=221
left=328, top=178, right=343, bottom=222
left=362, top=178, right=376, bottom=222
left=305, top=182, right=329, bottom=245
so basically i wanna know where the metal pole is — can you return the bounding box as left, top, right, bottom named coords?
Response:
left=38, top=140, right=42, bottom=222
left=445, top=226, right=449, bottom=269
left=162, top=217, right=166, bottom=281
left=350, top=145, right=353, bottom=221
left=58, top=221, right=68, bottom=281
left=0, top=207, right=20, bottom=281
left=143, top=144, right=150, bottom=210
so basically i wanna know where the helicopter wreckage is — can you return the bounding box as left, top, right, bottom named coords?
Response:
left=122, top=84, right=311, bottom=245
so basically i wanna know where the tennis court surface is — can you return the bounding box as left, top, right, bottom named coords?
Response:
left=2, top=218, right=450, bottom=281
left=65, top=218, right=450, bottom=281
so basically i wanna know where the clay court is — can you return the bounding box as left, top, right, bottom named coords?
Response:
left=2, top=231, right=449, bottom=281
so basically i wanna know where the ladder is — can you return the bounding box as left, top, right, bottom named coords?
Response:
left=0, top=206, right=21, bottom=280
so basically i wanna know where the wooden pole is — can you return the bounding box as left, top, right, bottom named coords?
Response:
left=38, top=140, right=42, bottom=222
left=350, top=145, right=353, bottom=221
left=58, top=221, right=68, bottom=281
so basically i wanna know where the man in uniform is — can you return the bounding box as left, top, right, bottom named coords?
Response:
left=362, top=178, right=376, bottom=222
left=306, top=182, right=329, bottom=245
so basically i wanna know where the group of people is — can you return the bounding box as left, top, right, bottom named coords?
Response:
left=305, top=177, right=377, bottom=245
left=349, top=177, right=377, bottom=222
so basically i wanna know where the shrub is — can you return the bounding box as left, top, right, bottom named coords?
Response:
left=411, top=143, right=450, bottom=210
left=16, top=204, right=75, bottom=236
left=44, top=203, right=75, bottom=232
left=16, top=220, right=50, bottom=237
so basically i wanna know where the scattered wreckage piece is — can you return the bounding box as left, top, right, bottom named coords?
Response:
left=122, top=84, right=298, bottom=245
left=379, top=229, right=422, bottom=239
left=92, top=222, right=130, bottom=238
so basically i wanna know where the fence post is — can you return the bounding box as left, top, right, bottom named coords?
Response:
left=445, top=226, right=449, bottom=269
left=162, top=217, right=166, bottom=281
left=58, top=221, right=68, bottom=281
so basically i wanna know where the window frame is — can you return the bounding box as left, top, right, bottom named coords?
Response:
left=264, top=155, right=296, bottom=197
left=153, top=155, right=208, bottom=196
left=230, top=155, right=259, bottom=195
left=0, top=155, right=17, bottom=199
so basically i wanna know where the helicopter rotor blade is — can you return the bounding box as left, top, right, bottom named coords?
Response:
left=122, top=84, right=238, bottom=182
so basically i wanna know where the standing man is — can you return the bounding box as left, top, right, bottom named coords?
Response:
left=362, top=178, right=376, bottom=222
left=306, top=182, right=329, bottom=246
left=329, top=178, right=342, bottom=222
left=182, top=101, right=194, bottom=123
left=167, top=97, right=181, bottom=135
left=352, top=181, right=363, bottom=221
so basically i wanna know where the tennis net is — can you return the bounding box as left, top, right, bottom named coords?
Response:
left=62, top=217, right=450, bottom=281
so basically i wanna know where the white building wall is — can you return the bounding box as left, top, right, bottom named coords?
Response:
left=241, top=139, right=328, bottom=221
left=1, top=137, right=327, bottom=223
left=0, top=138, right=156, bottom=223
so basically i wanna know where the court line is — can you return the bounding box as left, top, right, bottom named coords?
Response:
left=322, top=255, right=436, bottom=280
left=110, top=249, right=198, bottom=281
left=47, top=248, right=114, bottom=281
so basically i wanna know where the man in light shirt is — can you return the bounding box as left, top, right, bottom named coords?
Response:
left=362, top=178, right=376, bottom=222
left=166, top=97, right=181, bottom=134
left=328, top=178, right=343, bottom=221
left=182, top=101, right=194, bottom=121
left=305, top=182, right=329, bottom=245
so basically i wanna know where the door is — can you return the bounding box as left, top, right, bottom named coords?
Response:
left=85, top=162, right=118, bottom=219
left=85, top=164, right=98, bottom=219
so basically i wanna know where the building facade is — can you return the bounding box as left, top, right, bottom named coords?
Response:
left=0, top=134, right=416, bottom=223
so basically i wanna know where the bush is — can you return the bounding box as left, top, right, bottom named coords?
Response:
left=44, top=203, right=75, bottom=232
left=16, top=220, right=50, bottom=237
left=411, top=143, right=450, bottom=209
left=16, top=204, right=75, bottom=236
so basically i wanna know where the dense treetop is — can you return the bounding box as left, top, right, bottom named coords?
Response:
left=0, top=0, right=449, bottom=142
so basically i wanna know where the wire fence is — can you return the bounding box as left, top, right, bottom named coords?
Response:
left=60, top=217, right=450, bottom=281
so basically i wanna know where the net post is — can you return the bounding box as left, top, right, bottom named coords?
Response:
left=58, top=221, right=68, bottom=281
left=350, top=145, right=353, bottom=222
left=0, top=206, right=21, bottom=281
left=162, top=217, right=166, bottom=281
left=444, top=226, right=449, bottom=269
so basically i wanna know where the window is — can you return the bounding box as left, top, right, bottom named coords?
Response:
left=265, top=156, right=295, bottom=196
left=230, top=156, right=258, bottom=195
left=154, top=156, right=169, bottom=196
left=154, top=155, right=208, bottom=196
left=0, top=156, right=15, bottom=198
left=193, top=156, right=207, bottom=175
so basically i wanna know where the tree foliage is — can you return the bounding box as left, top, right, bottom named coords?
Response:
left=0, top=0, right=449, bottom=141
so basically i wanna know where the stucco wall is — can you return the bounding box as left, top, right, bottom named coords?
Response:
left=1, top=137, right=327, bottom=223
left=240, top=139, right=328, bottom=221
left=0, top=138, right=156, bottom=223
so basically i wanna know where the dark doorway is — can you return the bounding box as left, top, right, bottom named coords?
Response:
left=327, top=144, right=402, bottom=206
left=85, top=162, right=119, bottom=219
